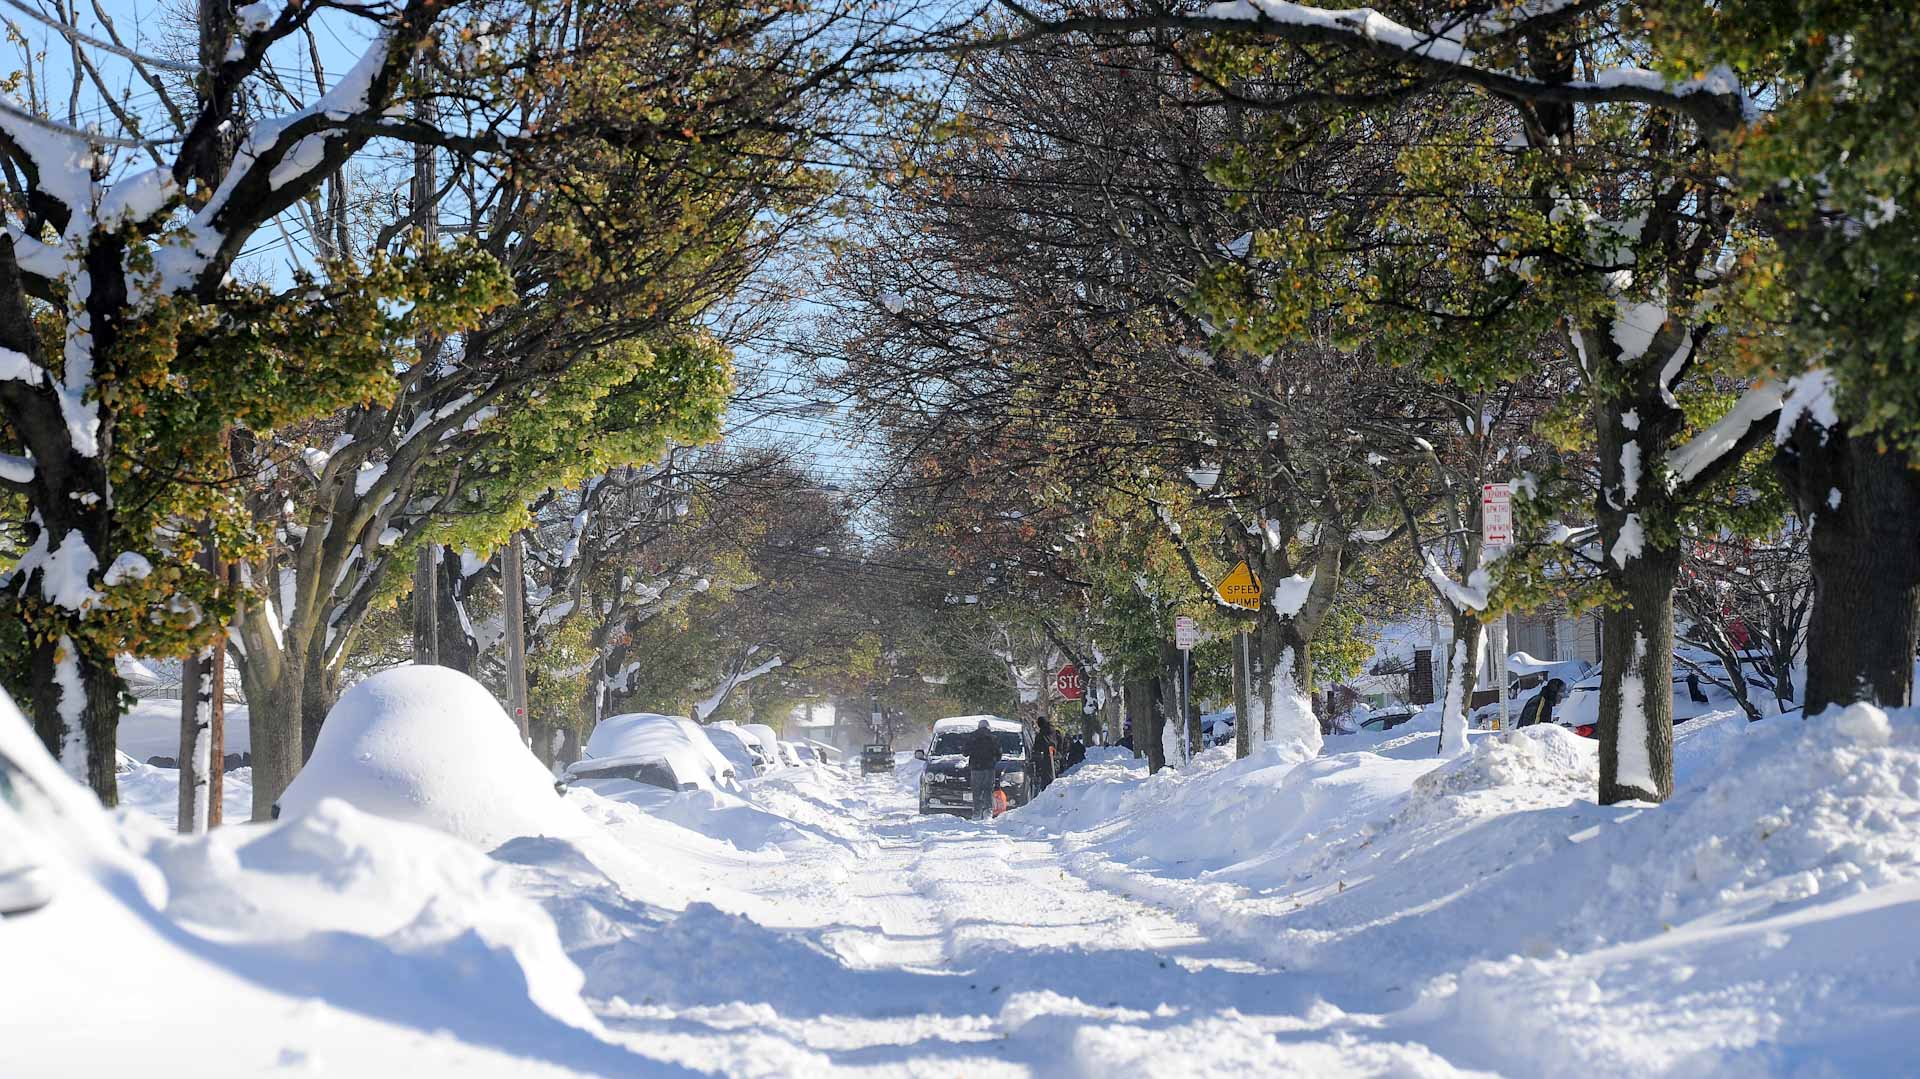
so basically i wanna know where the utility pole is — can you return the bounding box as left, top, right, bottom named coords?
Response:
left=408, top=89, right=440, bottom=668
left=179, top=0, right=238, bottom=832
left=503, top=531, right=530, bottom=742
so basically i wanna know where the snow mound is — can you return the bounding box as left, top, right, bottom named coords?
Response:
left=143, top=797, right=598, bottom=1032
left=1587, top=702, right=1920, bottom=932
left=2, top=691, right=656, bottom=1073
left=650, top=787, right=863, bottom=854
left=279, top=666, right=584, bottom=848
left=1410, top=724, right=1596, bottom=804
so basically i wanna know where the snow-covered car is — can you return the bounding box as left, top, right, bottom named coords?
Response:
left=776, top=741, right=806, bottom=767
left=707, top=721, right=773, bottom=772
left=1356, top=708, right=1418, bottom=733
left=739, top=723, right=786, bottom=770
left=915, top=716, right=1030, bottom=815
left=574, top=713, right=738, bottom=793
left=562, top=755, right=703, bottom=809
left=1200, top=709, right=1236, bottom=747
left=0, top=749, right=57, bottom=915
left=702, top=724, right=766, bottom=778
left=1552, top=648, right=1777, bottom=736
left=784, top=741, right=820, bottom=764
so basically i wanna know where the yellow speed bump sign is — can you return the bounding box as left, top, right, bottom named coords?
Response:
left=1216, top=560, right=1262, bottom=610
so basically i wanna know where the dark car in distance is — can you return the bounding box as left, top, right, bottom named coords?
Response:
left=861, top=743, right=895, bottom=774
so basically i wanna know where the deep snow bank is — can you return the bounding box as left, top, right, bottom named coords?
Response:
left=278, top=666, right=585, bottom=848
left=1014, top=709, right=1920, bottom=1073
left=0, top=692, right=673, bottom=1075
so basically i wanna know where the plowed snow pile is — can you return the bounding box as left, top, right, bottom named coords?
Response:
left=1015, top=707, right=1920, bottom=1074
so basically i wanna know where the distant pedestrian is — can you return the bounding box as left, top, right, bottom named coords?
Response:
left=1686, top=671, right=1710, bottom=704
left=1516, top=678, right=1566, bottom=728
left=963, top=719, right=1002, bottom=821
left=1031, top=719, right=1055, bottom=791
left=1065, top=735, right=1086, bottom=772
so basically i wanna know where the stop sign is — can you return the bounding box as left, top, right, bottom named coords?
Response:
left=1055, top=664, right=1082, bottom=700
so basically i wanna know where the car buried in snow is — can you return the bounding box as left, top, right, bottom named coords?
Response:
left=914, top=716, right=1030, bottom=815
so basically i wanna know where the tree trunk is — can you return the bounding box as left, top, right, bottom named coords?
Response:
left=245, top=647, right=301, bottom=821
left=530, top=718, right=556, bottom=769
left=556, top=724, right=581, bottom=768
left=300, top=656, right=335, bottom=761
left=1253, top=613, right=1319, bottom=758
left=1598, top=545, right=1679, bottom=804
left=1437, top=611, right=1483, bottom=755
left=1123, top=678, right=1150, bottom=760
left=1778, top=423, right=1920, bottom=714
left=29, top=633, right=123, bottom=804
left=1140, top=676, right=1167, bottom=773
left=178, top=646, right=214, bottom=832
left=502, top=533, right=529, bottom=741
left=1158, top=639, right=1186, bottom=767
left=434, top=547, right=479, bottom=675
left=412, top=545, right=438, bottom=666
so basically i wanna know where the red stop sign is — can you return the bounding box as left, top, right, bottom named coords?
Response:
left=1055, top=664, right=1082, bottom=700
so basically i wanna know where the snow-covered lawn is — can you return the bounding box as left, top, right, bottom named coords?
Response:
left=7, top=690, right=1918, bottom=1075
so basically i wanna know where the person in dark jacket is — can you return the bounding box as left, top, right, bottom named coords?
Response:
left=1065, top=735, right=1087, bottom=772
left=1031, top=718, right=1056, bottom=791
left=1516, top=678, right=1566, bottom=728
left=963, top=719, right=1002, bottom=820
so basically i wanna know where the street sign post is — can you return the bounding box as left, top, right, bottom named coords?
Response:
left=1481, top=482, right=1513, bottom=731
left=1055, top=663, right=1083, bottom=701
left=1216, top=561, right=1262, bottom=610
left=1173, top=616, right=1198, bottom=763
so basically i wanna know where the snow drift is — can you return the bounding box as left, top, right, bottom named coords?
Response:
left=278, top=666, right=585, bottom=848
left=1012, top=708, right=1920, bottom=1073
left=0, top=689, right=663, bottom=1075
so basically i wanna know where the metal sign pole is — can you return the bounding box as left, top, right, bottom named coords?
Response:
left=1175, top=641, right=1190, bottom=760
left=1494, top=618, right=1509, bottom=732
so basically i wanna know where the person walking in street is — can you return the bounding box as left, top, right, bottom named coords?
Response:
left=964, top=719, right=1002, bottom=821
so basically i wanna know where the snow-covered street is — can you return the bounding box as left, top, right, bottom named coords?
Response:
left=13, top=686, right=1917, bottom=1077
left=575, top=762, right=1347, bottom=1077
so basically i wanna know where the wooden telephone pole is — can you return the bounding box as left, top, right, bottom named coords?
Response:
left=503, top=532, right=530, bottom=742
